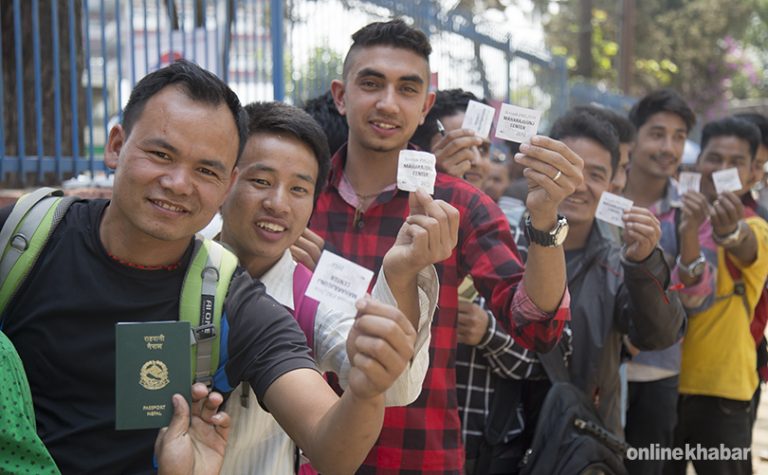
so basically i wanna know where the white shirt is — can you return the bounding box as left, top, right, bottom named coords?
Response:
left=221, top=250, right=437, bottom=474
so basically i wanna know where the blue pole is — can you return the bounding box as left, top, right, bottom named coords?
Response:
left=100, top=0, right=108, bottom=164
left=116, top=0, right=123, bottom=122
left=156, top=0, right=162, bottom=66
left=84, top=0, right=96, bottom=175
left=180, top=0, right=186, bottom=58
left=143, top=0, right=149, bottom=76
left=52, top=0, right=64, bottom=180
left=167, top=0, right=173, bottom=62
left=271, top=0, right=284, bottom=101
left=13, top=0, right=27, bottom=185
left=0, top=4, right=6, bottom=178
left=32, top=0, right=45, bottom=182
left=130, top=0, right=136, bottom=87
left=69, top=0, right=80, bottom=175
left=203, top=0, right=209, bottom=69
left=192, top=0, right=198, bottom=63
left=214, top=0, right=220, bottom=78
left=221, top=0, right=229, bottom=82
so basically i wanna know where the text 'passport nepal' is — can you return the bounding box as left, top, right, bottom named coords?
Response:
left=115, top=321, right=191, bottom=430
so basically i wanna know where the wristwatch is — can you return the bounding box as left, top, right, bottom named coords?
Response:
left=713, top=220, right=745, bottom=247
left=676, top=254, right=707, bottom=279
left=524, top=215, right=569, bottom=247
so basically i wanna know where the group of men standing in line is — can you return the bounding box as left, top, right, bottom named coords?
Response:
left=1, top=16, right=768, bottom=475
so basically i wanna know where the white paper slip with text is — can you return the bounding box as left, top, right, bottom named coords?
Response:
left=306, top=251, right=375, bottom=316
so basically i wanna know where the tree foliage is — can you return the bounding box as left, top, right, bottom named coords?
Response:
left=540, top=0, right=766, bottom=117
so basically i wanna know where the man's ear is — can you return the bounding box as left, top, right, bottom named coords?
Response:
left=419, top=91, right=436, bottom=126
left=105, top=124, right=126, bottom=170
left=330, top=79, right=347, bottom=116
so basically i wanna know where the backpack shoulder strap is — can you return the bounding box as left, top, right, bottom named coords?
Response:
left=179, top=237, right=239, bottom=386
left=292, top=262, right=319, bottom=354
left=0, top=188, right=77, bottom=317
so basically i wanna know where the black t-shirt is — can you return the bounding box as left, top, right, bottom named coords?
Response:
left=1, top=199, right=316, bottom=474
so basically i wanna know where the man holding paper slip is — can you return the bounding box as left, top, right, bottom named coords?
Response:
left=312, top=19, right=582, bottom=473
left=670, top=116, right=768, bottom=475
left=213, top=101, right=440, bottom=474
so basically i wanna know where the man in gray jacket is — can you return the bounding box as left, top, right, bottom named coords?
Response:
left=549, top=107, right=686, bottom=436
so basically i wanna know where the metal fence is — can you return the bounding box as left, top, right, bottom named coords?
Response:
left=0, top=0, right=568, bottom=187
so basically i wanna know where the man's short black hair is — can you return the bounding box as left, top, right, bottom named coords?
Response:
left=700, top=116, right=761, bottom=161
left=302, top=90, right=349, bottom=156
left=573, top=105, right=636, bottom=144
left=550, top=108, right=621, bottom=178
left=628, top=89, right=696, bottom=133
left=122, top=59, right=247, bottom=164
left=343, top=19, right=432, bottom=79
left=734, top=112, right=768, bottom=148
left=411, top=89, right=482, bottom=151
left=243, top=101, right=331, bottom=203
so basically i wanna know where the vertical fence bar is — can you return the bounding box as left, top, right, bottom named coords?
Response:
left=202, top=0, right=208, bottom=70
left=167, top=0, right=173, bottom=62
left=32, top=0, right=45, bottom=182
left=130, top=0, right=136, bottom=87
left=0, top=5, right=6, bottom=179
left=143, top=0, right=149, bottom=75
left=69, top=0, right=80, bottom=175
left=270, top=0, right=284, bottom=101
left=13, top=0, right=27, bottom=185
left=115, top=0, right=123, bottom=122
left=192, top=0, right=198, bottom=63
left=213, top=0, right=219, bottom=77
left=84, top=0, right=95, bottom=175
left=156, top=0, right=162, bottom=66
left=52, top=0, right=63, bottom=180
left=180, top=0, right=185, bottom=58
left=100, top=0, right=108, bottom=160
left=222, top=0, right=230, bottom=82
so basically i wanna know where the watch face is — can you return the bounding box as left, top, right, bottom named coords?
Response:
left=691, top=260, right=706, bottom=277
left=553, top=219, right=569, bottom=245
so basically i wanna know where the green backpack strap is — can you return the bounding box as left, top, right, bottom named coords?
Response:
left=0, top=188, right=77, bottom=315
left=179, top=237, right=239, bottom=386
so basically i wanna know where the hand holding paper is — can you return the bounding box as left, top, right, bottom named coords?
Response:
left=345, top=296, right=416, bottom=400
left=382, top=189, right=459, bottom=281
left=679, top=191, right=711, bottom=235
left=514, top=136, right=585, bottom=225
left=430, top=128, right=484, bottom=178
left=621, top=207, right=661, bottom=262
left=710, top=191, right=745, bottom=238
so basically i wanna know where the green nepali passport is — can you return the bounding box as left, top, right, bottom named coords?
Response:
left=115, top=321, right=191, bottom=430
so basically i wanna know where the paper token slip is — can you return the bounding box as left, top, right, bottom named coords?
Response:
left=494, top=103, right=541, bottom=144
left=595, top=192, right=633, bottom=228
left=461, top=100, right=496, bottom=139
left=397, top=150, right=437, bottom=194
left=305, top=251, right=374, bottom=316
left=677, top=172, right=701, bottom=195
left=712, top=168, right=743, bottom=194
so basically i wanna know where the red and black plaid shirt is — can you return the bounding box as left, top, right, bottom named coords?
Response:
left=310, top=146, right=569, bottom=474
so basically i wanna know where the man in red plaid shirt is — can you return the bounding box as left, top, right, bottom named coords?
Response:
left=306, top=19, right=583, bottom=474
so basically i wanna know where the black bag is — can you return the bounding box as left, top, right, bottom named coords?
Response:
left=516, top=346, right=629, bottom=475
